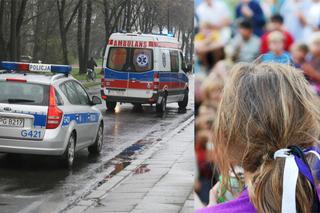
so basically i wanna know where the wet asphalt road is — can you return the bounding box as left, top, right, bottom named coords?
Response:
left=0, top=79, right=194, bottom=213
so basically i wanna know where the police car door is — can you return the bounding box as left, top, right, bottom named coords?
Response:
left=127, top=48, right=154, bottom=99
left=59, top=81, right=96, bottom=148
left=72, top=81, right=99, bottom=145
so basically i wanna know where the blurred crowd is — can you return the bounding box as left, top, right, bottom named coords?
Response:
left=194, top=0, right=320, bottom=206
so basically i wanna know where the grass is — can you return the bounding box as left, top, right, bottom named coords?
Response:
left=83, top=81, right=101, bottom=89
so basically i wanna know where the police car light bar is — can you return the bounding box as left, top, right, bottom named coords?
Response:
left=0, top=61, right=71, bottom=74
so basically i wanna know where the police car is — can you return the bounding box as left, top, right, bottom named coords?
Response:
left=0, top=61, right=104, bottom=168
left=101, top=33, right=189, bottom=113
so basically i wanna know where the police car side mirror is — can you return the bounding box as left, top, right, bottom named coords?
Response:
left=91, top=96, right=102, bottom=105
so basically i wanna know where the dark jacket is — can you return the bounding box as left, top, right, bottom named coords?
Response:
left=236, top=0, right=266, bottom=37
left=87, top=59, right=97, bottom=70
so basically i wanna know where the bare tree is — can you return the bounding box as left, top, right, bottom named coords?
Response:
left=77, top=0, right=92, bottom=74
left=56, top=0, right=80, bottom=64
left=0, top=0, right=28, bottom=61
left=0, top=0, right=7, bottom=60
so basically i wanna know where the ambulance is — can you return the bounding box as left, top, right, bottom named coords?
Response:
left=101, top=33, right=189, bottom=113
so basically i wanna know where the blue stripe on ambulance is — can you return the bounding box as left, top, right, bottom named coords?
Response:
left=158, top=72, right=172, bottom=82
left=104, top=68, right=129, bottom=80
left=62, top=113, right=100, bottom=126
left=179, top=73, right=189, bottom=82
left=104, top=68, right=154, bottom=81
left=104, top=68, right=188, bottom=83
left=129, top=70, right=154, bottom=81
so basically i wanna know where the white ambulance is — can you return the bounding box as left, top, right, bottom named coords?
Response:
left=101, top=33, right=189, bottom=113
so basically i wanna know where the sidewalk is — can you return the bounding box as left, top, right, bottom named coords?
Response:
left=67, top=119, right=195, bottom=213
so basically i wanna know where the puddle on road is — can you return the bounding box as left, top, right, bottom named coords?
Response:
left=94, top=136, right=157, bottom=188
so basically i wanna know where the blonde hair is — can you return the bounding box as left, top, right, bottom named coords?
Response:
left=268, top=31, right=284, bottom=43
left=213, top=63, right=320, bottom=212
left=201, top=73, right=224, bottom=102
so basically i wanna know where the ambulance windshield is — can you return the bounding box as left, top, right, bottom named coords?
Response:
left=107, top=48, right=153, bottom=72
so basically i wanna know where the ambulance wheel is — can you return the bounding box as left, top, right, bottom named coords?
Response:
left=106, top=101, right=117, bottom=111
left=61, top=133, right=76, bottom=168
left=156, top=94, right=167, bottom=113
left=178, top=89, right=188, bottom=109
left=88, top=123, right=104, bottom=154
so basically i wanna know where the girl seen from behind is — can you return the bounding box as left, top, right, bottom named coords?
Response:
left=197, top=63, right=320, bottom=212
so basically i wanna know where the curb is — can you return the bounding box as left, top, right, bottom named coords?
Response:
left=65, top=116, right=194, bottom=213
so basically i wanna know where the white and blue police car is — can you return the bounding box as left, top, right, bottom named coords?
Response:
left=0, top=61, right=104, bottom=168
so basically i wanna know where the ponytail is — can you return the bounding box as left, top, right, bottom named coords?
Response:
left=249, top=146, right=320, bottom=212
left=249, top=156, right=315, bottom=212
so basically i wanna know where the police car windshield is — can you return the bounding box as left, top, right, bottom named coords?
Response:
left=0, top=81, right=49, bottom=106
left=107, top=48, right=153, bottom=72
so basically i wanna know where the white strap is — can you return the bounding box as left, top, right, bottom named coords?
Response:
left=274, top=149, right=299, bottom=213
left=274, top=149, right=291, bottom=159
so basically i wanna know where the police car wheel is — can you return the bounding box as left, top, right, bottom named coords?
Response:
left=156, top=95, right=167, bottom=113
left=88, top=124, right=104, bottom=154
left=178, top=89, right=188, bottom=109
left=61, top=133, right=76, bottom=168
left=106, top=101, right=117, bottom=111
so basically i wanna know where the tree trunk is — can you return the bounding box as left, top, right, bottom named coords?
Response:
left=77, top=0, right=83, bottom=73
left=57, top=0, right=68, bottom=64
left=77, top=0, right=92, bottom=75
left=125, top=0, right=131, bottom=32
left=32, top=1, right=42, bottom=62
left=0, top=0, right=6, bottom=60
left=9, top=0, right=17, bottom=61
left=15, top=0, right=27, bottom=61
left=57, top=0, right=80, bottom=64
left=167, top=0, right=170, bottom=34
left=82, top=0, right=92, bottom=74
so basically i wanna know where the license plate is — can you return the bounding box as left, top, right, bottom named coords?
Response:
left=0, top=117, right=24, bottom=128
left=107, top=89, right=125, bottom=96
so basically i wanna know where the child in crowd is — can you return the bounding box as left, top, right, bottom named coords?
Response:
left=260, top=31, right=292, bottom=64
left=303, top=32, right=320, bottom=94
left=195, top=70, right=229, bottom=206
left=260, top=14, right=294, bottom=54
left=196, top=63, right=320, bottom=213
left=290, top=43, right=308, bottom=68
left=229, top=19, right=260, bottom=63
left=195, top=130, right=213, bottom=205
